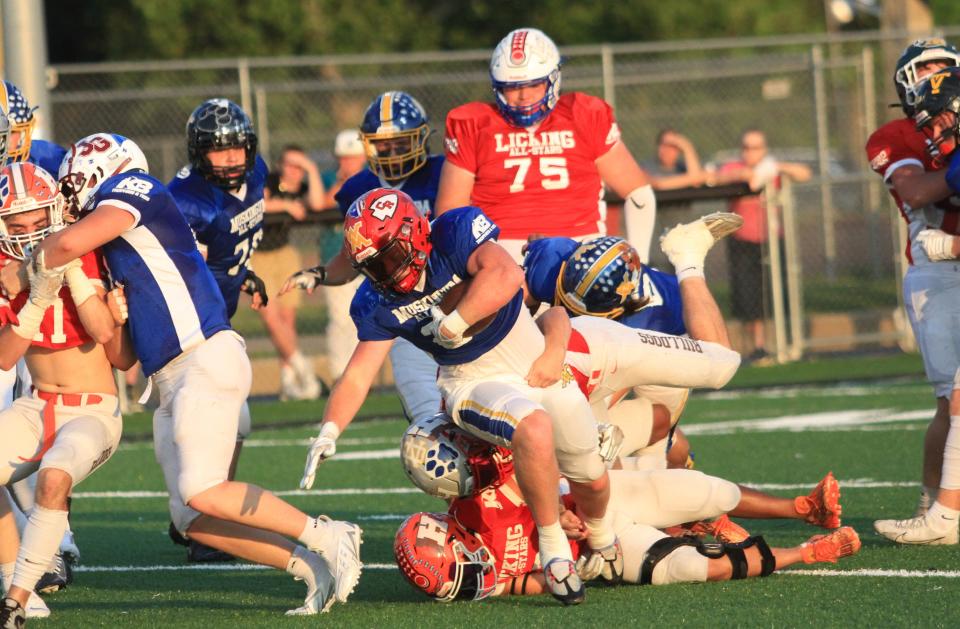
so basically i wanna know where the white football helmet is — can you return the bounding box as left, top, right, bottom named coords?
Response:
left=0, top=162, right=65, bottom=259
left=401, top=414, right=476, bottom=499
left=58, top=133, right=149, bottom=215
left=490, top=27, right=562, bottom=127
left=401, top=413, right=515, bottom=499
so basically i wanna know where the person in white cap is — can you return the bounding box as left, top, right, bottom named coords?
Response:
left=319, top=129, right=370, bottom=384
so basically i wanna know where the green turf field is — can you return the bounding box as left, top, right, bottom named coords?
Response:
left=35, top=353, right=956, bottom=627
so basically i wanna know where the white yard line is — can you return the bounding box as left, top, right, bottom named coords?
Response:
left=71, top=563, right=960, bottom=579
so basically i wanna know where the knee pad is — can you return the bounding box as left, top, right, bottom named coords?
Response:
left=606, top=398, right=654, bottom=454
left=708, top=476, right=742, bottom=514
left=556, top=446, right=607, bottom=483
left=237, top=402, right=252, bottom=440
left=169, top=497, right=201, bottom=538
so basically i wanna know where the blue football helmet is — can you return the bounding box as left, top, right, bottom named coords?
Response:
left=186, top=98, right=258, bottom=189
left=556, top=236, right=646, bottom=319
left=490, top=28, right=562, bottom=128
left=360, top=91, right=430, bottom=181
left=895, top=39, right=960, bottom=116
left=1, top=81, right=39, bottom=164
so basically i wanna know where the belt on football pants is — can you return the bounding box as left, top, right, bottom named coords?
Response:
left=19, top=390, right=104, bottom=463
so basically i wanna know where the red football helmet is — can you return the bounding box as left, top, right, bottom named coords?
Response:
left=0, top=162, right=65, bottom=259
left=342, top=187, right=431, bottom=294
left=394, top=512, right=498, bottom=602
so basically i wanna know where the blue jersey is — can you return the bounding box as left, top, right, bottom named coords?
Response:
left=28, top=139, right=67, bottom=176
left=350, top=206, right=522, bottom=365
left=336, top=155, right=444, bottom=218
left=523, top=236, right=686, bottom=335
left=93, top=171, right=231, bottom=375
left=168, top=156, right=267, bottom=318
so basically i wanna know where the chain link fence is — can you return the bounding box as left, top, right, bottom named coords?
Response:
left=44, top=28, right=960, bottom=383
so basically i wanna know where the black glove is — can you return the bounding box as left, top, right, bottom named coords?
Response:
left=241, top=270, right=269, bottom=307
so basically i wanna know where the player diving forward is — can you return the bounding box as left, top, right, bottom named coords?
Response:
left=524, top=214, right=743, bottom=468
left=395, top=419, right=857, bottom=601
left=34, top=133, right=361, bottom=616
left=0, top=163, right=126, bottom=625
left=298, top=187, right=618, bottom=605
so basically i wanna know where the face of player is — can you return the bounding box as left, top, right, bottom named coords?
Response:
left=501, top=80, right=548, bottom=109
left=930, top=110, right=959, bottom=156
left=6, top=129, right=23, bottom=158
left=915, top=59, right=953, bottom=83
left=2, top=208, right=49, bottom=235
left=206, top=147, right=246, bottom=169
left=740, top=132, right=768, bottom=167
left=373, top=137, right=413, bottom=159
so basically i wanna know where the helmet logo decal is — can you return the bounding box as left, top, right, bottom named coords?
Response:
left=370, top=193, right=399, bottom=221
left=931, top=72, right=947, bottom=94
left=615, top=275, right=636, bottom=303
left=510, top=30, right=528, bottom=65
left=345, top=222, right=373, bottom=253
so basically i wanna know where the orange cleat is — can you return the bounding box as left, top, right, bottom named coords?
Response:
left=801, top=526, right=861, bottom=564
left=795, top=471, right=842, bottom=529
left=683, top=515, right=751, bottom=543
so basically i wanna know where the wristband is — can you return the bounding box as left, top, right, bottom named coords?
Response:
left=65, top=266, right=97, bottom=306
left=675, top=266, right=706, bottom=282
left=11, top=299, right=47, bottom=340
left=440, top=309, right=470, bottom=337
left=319, top=422, right=341, bottom=440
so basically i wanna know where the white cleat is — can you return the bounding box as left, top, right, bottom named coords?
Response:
left=700, top=211, right=744, bottom=241
left=543, top=558, right=585, bottom=606
left=308, top=516, right=363, bottom=603
left=60, top=530, right=81, bottom=566
left=285, top=557, right=335, bottom=616
left=874, top=514, right=960, bottom=545
left=25, top=591, right=50, bottom=619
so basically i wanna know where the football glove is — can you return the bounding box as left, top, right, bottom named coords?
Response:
left=27, top=249, right=77, bottom=306
left=241, top=270, right=269, bottom=307
left=300, top=423, right=340, bottom=489
left=916, top=229, right=956, bottom=261
left=423, top=306, right=469, bottom=349
left=284, top=266, right=326, bottom=293
left=597, top=423, right=625, bottom=463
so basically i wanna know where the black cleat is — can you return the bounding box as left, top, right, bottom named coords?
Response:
left=168, top=521, right=189, bottom=547
left=187, top=540, right=235, bottom=563
left=35, top=552, right=72, bottom=594
left=0, top=597, right=25, bottom=629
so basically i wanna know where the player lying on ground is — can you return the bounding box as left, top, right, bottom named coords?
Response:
left=875, top=67, right=960, bottom=545
left=299, top=187, right=618, bottom=604
left=395, top=417, right=857, bottom=600
left=34, top=134, right=361, bottom=616
left=524, top=214, right=743, bottom=469
left=0, top=163, right=128, bottom=625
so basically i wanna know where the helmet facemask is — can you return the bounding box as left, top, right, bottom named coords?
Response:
left=894, top=40, right=960, bottom=116
left=0, top=165, right=65, bottom=260
left=445, top=538, right=497, bottom=602
left=361, top=126, right=430, bottom=181
left=492, top=71, right=561, bottom=128
left=352, top=221, right=427, bottom=294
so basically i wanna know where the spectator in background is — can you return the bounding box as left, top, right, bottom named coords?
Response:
left=321, top=129, right=367, bottom=208
left=645, top=128, right=707, bottom=190
left=256, top=144, right=323, bottom=400
left=709, top=129, right=811, bottom=362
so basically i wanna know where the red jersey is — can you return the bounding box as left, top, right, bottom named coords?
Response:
left=444, top=93, right=620, bottom=240
left=450, top=484, right=580, bottom=584
left=865, top=117, right=960, bottom=266
left=1, top=250, right=107, bottom=349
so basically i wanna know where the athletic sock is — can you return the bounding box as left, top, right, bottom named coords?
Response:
left=583, top=514, right=616, bottom=549
left=926, top=501, right=960, bottom=533
left=1, top=562, right=14, bottom=592
left=537, top=522, right=573, bottom=567
left=12, top=506, right=68, bottom=592
left=286, top=545, right=324, bottom=591
left=297, top=516, right=329, bottom=549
